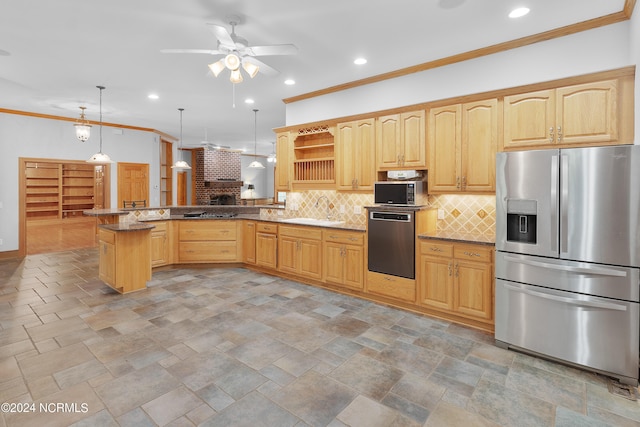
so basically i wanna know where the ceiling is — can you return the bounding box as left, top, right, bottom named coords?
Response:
left=0, top=0, right=629, bottom=155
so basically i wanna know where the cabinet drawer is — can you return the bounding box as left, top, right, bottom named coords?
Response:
left=279, top=225, right=322, bottom=240
left=179, top=241, right=238, bottom=262
left=257, top=222, right=278, bottom=234
left=98, top=229, right=115, bottom=244
left=151, top=221, right=167, bottom=232
left=324, top=230, right=364, bottom=246
left=367, top=271, right=416, bottom=302
left=454, top=245, right=493, bottom=262
left=179, top=221, right=237, bottom=241
left=420, top=240, right=453, bottom=257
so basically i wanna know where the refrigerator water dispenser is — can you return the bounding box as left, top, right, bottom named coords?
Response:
left=506, top=199, right=537, bottom=244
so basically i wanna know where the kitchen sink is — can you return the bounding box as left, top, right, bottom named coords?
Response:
left=281, top=217, right=345, bottom=227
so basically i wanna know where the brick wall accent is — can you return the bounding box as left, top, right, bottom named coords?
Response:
left=196, top=149, right=242, bottom=205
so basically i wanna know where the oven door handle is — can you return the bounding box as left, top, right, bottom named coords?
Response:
left=502, top=283, right=627, bottom=311
left=502, top=255, right=627, bottom=277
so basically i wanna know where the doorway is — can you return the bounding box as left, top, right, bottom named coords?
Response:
left=117, top=162, right=149, bottom=208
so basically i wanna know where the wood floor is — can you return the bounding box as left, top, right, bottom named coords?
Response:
left=26, top=218, right=97, bottom=255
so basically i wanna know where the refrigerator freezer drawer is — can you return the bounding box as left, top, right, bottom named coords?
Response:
left=496, top=279, right=639, bottom=384
left=496, top=252, right=640, bottom=302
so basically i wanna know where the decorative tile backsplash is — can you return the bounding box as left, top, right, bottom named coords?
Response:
left=429, top=194, right=496, bottom=237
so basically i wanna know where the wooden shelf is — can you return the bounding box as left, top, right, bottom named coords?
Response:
left=291, top=126, right=335, bottom=186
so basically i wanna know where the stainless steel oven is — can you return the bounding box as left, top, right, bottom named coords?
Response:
left=367, top=210, right=415, bottom=279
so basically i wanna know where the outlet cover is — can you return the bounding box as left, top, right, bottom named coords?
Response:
left=340, top=205, right=345, bottom=213
left=438, top=209, right=445, bottom=220
left=353, top=206, right=362, bottom=214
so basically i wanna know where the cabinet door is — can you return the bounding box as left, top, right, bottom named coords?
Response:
left=354, top=119, right=376, bottom=190
left=275, top=132, right=291, bottom=191
left=256, top=232, right=277, bottom=269
left=278, top=235, right=298, bottom=274
left=503, top=89, right=555, bottom=149
left=454, top=259, right=493, bottom=320
left=151, top=230, right=169, bottom=267
left=376, top=114, right=401, bottom=169
left=99, top=241, right=116, bottom=286
left=243, top=221, right=256, bottom=264
left=556, top=80, right=618, bottom=146
left=299, top=238, right=322, bottom=280
left=400, top=110, right=426, bottom=168
left=462, top=99, right=498, bottom=192
left=324, top=242, right=344, bottom=285
left=428, top=105, right=461, bottom=192
left=335, top=122, right=357, bottom=190
left=418, top=255, right=453, bottom=311
left=343, top=245, right=364, bottom=290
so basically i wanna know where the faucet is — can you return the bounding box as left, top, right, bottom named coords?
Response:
left=315, top=196, right=332, bottom=220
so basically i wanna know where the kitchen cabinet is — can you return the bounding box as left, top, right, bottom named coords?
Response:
left=150, top=221, right=171, bottom=267
left=243, top=221, right=256, bottom=264
left=323, top=229, right=365, bottom=290
left=177, top=220, right=240, bottom=263
left=366, top=271, right=416, bottom=303
left=376, top=110, right=426, bottom=170
left=503, top=80, right=619, bottom=149
left=428, top=99, right=498, bottom=193
left=98, top=227, right=151, bottom=294
left=289, top=125, right=335, bottom=190
left=278, top=225, right=322, bottom=280
left=418, top=239, right=493, bottom=324
left=256, top=222, right=278, bottom=269
left=335, top=119, right=376, bottom=191
left=275, top=131, right=292, bottom=191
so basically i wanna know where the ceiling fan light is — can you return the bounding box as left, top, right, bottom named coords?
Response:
left=229, top=68, right=243, bottom=84
left=224, top=53, right=240, bottom=70
left=242, top=61, right=259, bottom=78
left=208, top=59, right=225, bottom=77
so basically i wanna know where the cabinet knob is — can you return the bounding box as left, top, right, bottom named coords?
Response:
left=463, top=251, right=480, bottom=257
left=456, top=177, right=460, bottom=189
left=549, top=127, right=554, bottom=143
left=448, top=262, right=452, bottom=276
left=455, top=263, right=459, bottom=277
left=430, top=247, right=443, bottom=252
left=557, top=126, right=562, bottom=142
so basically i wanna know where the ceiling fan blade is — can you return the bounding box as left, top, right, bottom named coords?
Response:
left=207, top=23, right=236, bottom=48
left=248, top=44, right=298, bottom=56
left=160, top=49, right=223, bottom=55
left=243, top=56, right=279, bottom=77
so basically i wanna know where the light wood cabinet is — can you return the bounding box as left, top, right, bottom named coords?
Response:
left=335, top=119, right=376, bottom=191
left=376, top=110, right=426, bottom=170
left=275, top=132, right=292, bottom=191
left=243, top=221, right=256, bottom=264
left=366, top=271, right=416, bottom=303
left=289, top=126, right=335, bottom=190
left=428, top=99, right=498, bottom=193
left=150, top=221, right=171, bottom=267
left=177, top=220, right=240, bottom=263
left=418, top=239, right=493, bottom=324
left=256, top=222, right=278, bottom=269
left=98, top=227, right=151, bottom=294
left=503, top=80, right=619, bottom=149
left=323, top=230, right=365, bottom=290
left=278, top=225, right=323, bottom=280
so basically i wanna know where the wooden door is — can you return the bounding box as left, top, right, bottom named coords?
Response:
left=299, top=238, right=322, bottom=280
left=503, top=89, right=555, bottom=148
left=462, top=99, right=498, bottom=192
left=335, top=122, right=356, bottom=190
left=277, top=235, right=298, bottom=274
left=177, top=171, right=187, bottom=206
left=343, top=245, right=364, bottom=290
left=428, top=105, right=461, bottom=193
left=376, top=114, right=401, bottom=169
left=454, top=259, right=493, bottom=320
left=355, top=119, right=376, bottom=190
left=324, top=242, right=344, bottom=285
left=418, top=255, right=453, bottom=311
left=243, top=221, right=256, bottom=264
left=117, top=163, right=149, bottom=208
left=256, top=232, right=277, bottom=269
left=400, top=110, right=426, bottom=168
left=556, top=80, right=618, bottom=145
left=275, top=132, right=291, bottom=191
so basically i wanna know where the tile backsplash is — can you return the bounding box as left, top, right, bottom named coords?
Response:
left=429, top=194, right=496, bottom=237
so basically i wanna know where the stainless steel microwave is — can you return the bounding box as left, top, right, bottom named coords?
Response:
left=374, top=181, right=423, bottom=205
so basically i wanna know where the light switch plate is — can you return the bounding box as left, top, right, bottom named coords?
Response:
left=353, top=206, right=362, bottom=214
left=438, top=209, right=445, bottom=220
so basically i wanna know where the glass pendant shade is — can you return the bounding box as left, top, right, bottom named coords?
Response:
left=242, top=61, right=259, bottom=78
left=248, top=109, right=264, bottom=168
left=172, top=108, right=191, bottom=169
left=224, top=53, right=240, bottom=70
left=208, top=59, right=225, bottom=77
left=229, top=68, right=243, bottom=84
left=74, top=106, right=92, bottom=142
left=87, top=86, right=114, bottom=164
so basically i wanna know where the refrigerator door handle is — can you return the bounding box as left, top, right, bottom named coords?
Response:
left=550, top=154, right=558, bottom=252
left=502, top=255, right=628, bottom=277
left=502, top=283, right=628, bottom=311
left=560, top=154, right=569, bottom=254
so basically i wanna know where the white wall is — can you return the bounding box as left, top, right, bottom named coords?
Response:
left=286, top=22, right=633, bottom=134
left=240, top=155, right=274, bottom=199
left=0, top=113, right=159, bottom=251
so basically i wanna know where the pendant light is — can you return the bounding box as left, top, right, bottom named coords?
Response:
left=248, top=109, right=265, bottom=169
left=172, top=108, right=191, bottom=169
left=87, top=86, right=114, bottom=164
left=74, top=106, right=92, bottom=142
left=267, top=141, right=277, bottom=163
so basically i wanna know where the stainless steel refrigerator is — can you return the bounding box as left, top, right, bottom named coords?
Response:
left=495, top=145, right=640, bottom=385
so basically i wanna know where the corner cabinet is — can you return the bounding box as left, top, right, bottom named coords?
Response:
left=428, top=99, right=498, bottom=193
left=335, top=119, right=376, bottom=191
left=376, top=110, right=426, bottom=170
left=503, top=79, right=624, bottom=150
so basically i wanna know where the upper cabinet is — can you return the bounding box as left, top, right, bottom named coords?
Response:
left=376, top=110, right=426, bottom=170
left=275, top=131, right=292, bottom=191
left=335, top=119, right=376, bottom=191
left=503, top=79, right=620, bottom=150
left=428, top=99, right=498, bottom=193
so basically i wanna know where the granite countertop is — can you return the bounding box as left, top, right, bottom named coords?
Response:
left=418, top=230, right=495, bottom=245
left=83, top=209, right=129, bottom=216
left=163, top=214, right=366, bottom=232
left=99, top=223, right=156, bottom=232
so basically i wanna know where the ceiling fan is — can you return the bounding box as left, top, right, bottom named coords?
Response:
left=161, top=17, right=298, bottom=82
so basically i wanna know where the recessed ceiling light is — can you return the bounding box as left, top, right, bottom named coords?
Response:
left=509, top=7, right=530, bottom=18
left=354, top=58, right=367, bottom=65
left=284, top=79, right=295, bottom=85
left=245, top=98, right=255, bottom=104
left=148, top=94, right=159, bottom=100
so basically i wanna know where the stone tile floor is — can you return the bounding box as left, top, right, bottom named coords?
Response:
left=0, top=248, right=639, bottom=426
